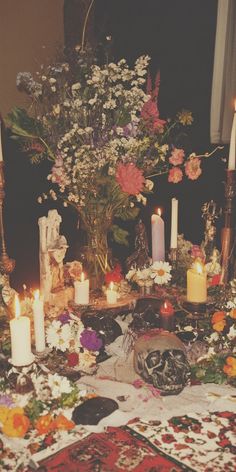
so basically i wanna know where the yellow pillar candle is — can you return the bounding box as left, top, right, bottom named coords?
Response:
left=33, top=290, right=46, bottom=352
left=10, top=295, right=34, bottom=366
left=74, top=272, right=89, bottom=305
left=187, top=260, right=207, bottom=303
left=106, top=282, right=118, bottom=304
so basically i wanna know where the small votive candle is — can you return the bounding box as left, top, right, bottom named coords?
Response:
left=74, top=272, right=89, bottom=305
left=106, top=282, right=118, bottom=304
left=160, top=300, right=175, bottom=331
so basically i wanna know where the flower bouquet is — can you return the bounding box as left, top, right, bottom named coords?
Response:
left=7, top=48, right=217, bottom=287
left=46, top=311, right=103, bottom=375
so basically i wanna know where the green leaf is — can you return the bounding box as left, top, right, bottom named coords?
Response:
left=111, top=225, right=129, bottom=245
left=7, top=107, right=44, bottom=138
left=115, top=205, right=139, bottom=221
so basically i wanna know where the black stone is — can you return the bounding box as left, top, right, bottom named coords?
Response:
left=72, top=396, right=119, bottom=425
left=81, top=313, right=122, bottom=345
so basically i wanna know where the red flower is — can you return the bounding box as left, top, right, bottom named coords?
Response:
left=185, top=437, right=194, bottom=443
left=168, top=167, right=183, bottom=184
left=211, top=274, right=221, bottom=286
left=67, top=352, right=79, bottom=367
left=218, top=438, right=231, bottom=448
left=105, top=264, right=123, bottom=285
left=116, top=163, right=145, bottom=195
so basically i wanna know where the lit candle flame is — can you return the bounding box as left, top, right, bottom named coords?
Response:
left=110, top=282, right=114, bottom=290
left=15, top=295, right=21, bottom=319
left=23, top=284, right=27, bottom=291
left=157, top=208, right=161, bottom=217
left=81, top=272, right=85, bottom=282
left=34, top=289, right=40, bottom=301
left=195, top=261, right=203, bottom=275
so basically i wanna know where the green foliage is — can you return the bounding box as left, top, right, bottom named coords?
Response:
left=111, top=225, right=129, bottom=246
left=25, top=398, right=45, bottom=424
left=191, top=355, right=228, bottom=385
left=7, top=107, right=44, bottom=139
left=58, top=385, right=79, bottom=408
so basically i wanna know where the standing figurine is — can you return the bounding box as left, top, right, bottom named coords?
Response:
left=201, top=200, right=221, bottom=261
left=126, top=220, right=150, bottom=270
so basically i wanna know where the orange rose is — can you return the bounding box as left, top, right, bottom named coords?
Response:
left=35, top=414, right=53, bottom=436
left=223, top=356, right=236, bottom=377
left=211, top=311, right=226, bottom=325
left=52, top=414, right=75, bottom=431
left=213, top=320, right=226, bottom=332
left=229, top=309, right=236, bottom=320
left=2, top=408, right=30, bottom=438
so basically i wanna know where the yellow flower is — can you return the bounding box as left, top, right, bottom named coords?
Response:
left=0, top=406, right=9, bottom=424
left=213, top=320, right=226, bottom=332
left=223, top=356, right=236, bottom=377
left=177, top=109, right=193, bottom=126
left=2, top=407, right=30, bottom=438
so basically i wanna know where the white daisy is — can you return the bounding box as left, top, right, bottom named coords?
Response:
left=48, top=373, right=72, bottom=398
left=151, top=261, right=172, bottom=285
left=46, top=320, right=72, bottom=352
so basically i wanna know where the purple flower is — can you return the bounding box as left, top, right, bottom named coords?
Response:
left=0, top=394, right=14, bottom=407
left=80, top=329, right=103, bottom=351
left=58, top=312, right=71, bottom=324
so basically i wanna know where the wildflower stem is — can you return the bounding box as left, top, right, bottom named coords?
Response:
left=81, top=0, right=95, bottom=52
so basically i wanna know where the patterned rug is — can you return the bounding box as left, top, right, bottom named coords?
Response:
left=29, top=411, right=236, bottom=472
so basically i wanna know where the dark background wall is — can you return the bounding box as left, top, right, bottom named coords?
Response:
left=4, top=0, right=226, bottom=292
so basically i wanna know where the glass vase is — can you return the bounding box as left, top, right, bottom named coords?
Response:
left=79, top=204, right=113, bottom=291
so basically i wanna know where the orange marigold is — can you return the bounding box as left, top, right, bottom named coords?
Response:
left=35, top=414, right=53, bottom=436
left=213, top=320, right=226, bottom=332
left=223, top=356, right=236, bottom=377
left=211, top=311, right=226, bottom=325
left=52, top=414, right=75, bottom=431
left=229, top=309, right=236, bottom=320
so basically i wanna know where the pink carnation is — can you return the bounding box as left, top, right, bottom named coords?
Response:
left=168, top=167, right=183, bottom=184
left=185, top=157, right=202, bottom=180
left=169, top=148, right=185, bottom=166
left=116, top=163, right=145, bottom=195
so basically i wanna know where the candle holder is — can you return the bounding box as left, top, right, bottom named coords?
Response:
left=220, top=169, right=236, bottom=285
left=169, top=247, right=178, bottom=269
left=182, top=299, right=207, bottom=316
left=0, top=162, right=15, bottom=276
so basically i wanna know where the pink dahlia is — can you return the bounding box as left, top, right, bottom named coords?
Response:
left=116, top=163, right=145, bottom=195
left=169, top=148, right=185, bottom=166
left=168, top=167, right=183, bottom=184
left=185, top=157, right=202, bottom=180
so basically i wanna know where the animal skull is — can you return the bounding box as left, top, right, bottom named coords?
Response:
left=134, top=329, right=190, bottom=395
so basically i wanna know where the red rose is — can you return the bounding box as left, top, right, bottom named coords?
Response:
left=67, top=352, right=79, bottom=367
left=105, top=264, right=123, bottom=285
left=210, top=274, right=221, bottom=286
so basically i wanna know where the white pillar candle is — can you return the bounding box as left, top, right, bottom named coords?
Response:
left=187, top=260, right=207, bottom=303
left=0, top=120, right=3, bottom=162
left=33, top=290, right=46, bottom=352
left=106, top=282, right=118, bottom=304
left=10, top=295, right=34, bottom=366
left=74, top=272, right=89, bottom=305
left=151, top=208, right=165, bottom=262
left=170, top=198, right=178, bottom=249
left=228, top=101, right=236, bottom=170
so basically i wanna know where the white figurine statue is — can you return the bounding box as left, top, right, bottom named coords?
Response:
left=38, top=210, right=68, bottom=302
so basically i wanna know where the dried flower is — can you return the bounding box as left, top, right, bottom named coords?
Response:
left=168, top=167, right=183, bottom=184
left=80, top=329, right=103, bottom=351
left=116, top=163, right=145, bottom=195
left=185, top=156, right=202, bottom=180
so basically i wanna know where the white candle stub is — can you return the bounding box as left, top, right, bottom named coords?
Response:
left=74, top=272, right=89, bottom=305
left=33, top=289, right=46, bottom=352
left=106, top=282, right=118, bottom=304
left=10, top=295, right=34, bottom=366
